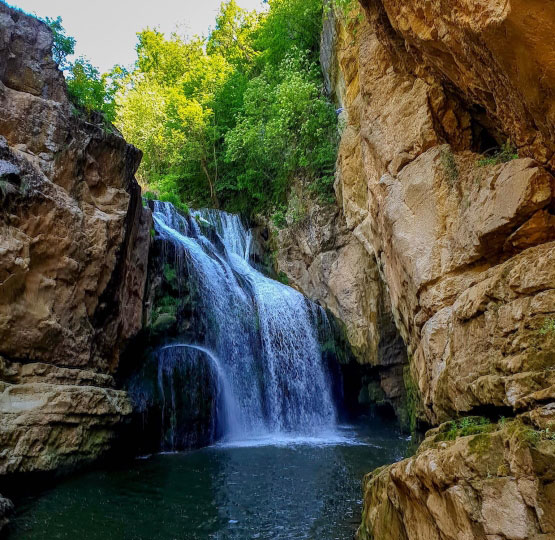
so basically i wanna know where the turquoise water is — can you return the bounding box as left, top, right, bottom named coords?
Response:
left=8, top=422, right=408, bottom=540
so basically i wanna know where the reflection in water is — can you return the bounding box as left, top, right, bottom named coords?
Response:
left=10, top=422, right=408, bottom=540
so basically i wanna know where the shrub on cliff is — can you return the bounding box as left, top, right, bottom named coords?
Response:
left=43, top=15, right=117, bottom=124
left=66, top=59, right=118, bottom=123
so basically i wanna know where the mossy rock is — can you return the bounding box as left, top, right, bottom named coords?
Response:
left=468, top=432, right=493, bottom=456
left=152, top=313, right=177, bottom=332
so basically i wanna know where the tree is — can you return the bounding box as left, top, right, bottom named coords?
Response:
left=115, top=0, right=338, bottom=215
left=43, top=16, right=75, bottom=70
left=66, top=58, right=117, bottom=123
left=207, top=1, right=259, bottom=65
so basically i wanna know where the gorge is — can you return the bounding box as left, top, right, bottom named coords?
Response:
left=1, top=0, right=555, bottom=539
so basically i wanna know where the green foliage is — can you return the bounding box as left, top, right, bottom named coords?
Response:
left=441, top=416, right=492, bottom=441
left=207, top=0, right=259, bottom=64
left=477, top=141, right=519, bottom=167
left=253, top=0, right=322, bottom=67
left=271, top=208, right=287, bottom=229
left=143, top=191, right=157, bottom=201
left=399, top=364, right=423, bottom=433
left=440, top=146, right=459, bottom=185
left=66, top=58, right=117, bottom=123
left=153, top=294, right=178, bottom=318
left=115, top=0, right=338, bottom=216
left=539, top=317, right=555, bottom=336
left=163, top=263, right=178, bottom=287
left=39, top=14, right=117, bottom=124
left=43, top=16, right=75, bottom=70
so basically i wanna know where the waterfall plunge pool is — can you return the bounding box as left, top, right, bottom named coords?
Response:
left=6, top=202, right=411, bottom=539
left=8, top=420, right=409, bottom=540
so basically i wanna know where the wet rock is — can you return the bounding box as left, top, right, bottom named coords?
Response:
left=0, top=495, right=14, bottom=533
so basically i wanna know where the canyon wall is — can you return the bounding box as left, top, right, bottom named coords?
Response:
left=0, top=3, right=150, bottom=497
left=303, top=0, right=555, bottom=538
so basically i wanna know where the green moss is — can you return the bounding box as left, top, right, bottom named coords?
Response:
left=277, top=271, right=289, bottom=285
left=476, top=141, right=518, bottom=167
left=468, top=432, right=493, bottom=456
left=150, top=294, right=179, bottom=329
left=152, top=312, right=177, bottom=332
left=399, top=363, right=422, bottom=433
left=318, top=314, right=354, bottom=366
left=539, top=317, right=555, bottom=336
left=515, top=425, right=555, bottom=447
left=358, top=381, right=386, bottom=406
left=440, top=147, right=459, bottom=185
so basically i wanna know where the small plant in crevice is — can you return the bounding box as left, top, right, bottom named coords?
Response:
left=510, top=422, right=555, bottom=448
left=444, top=416, right=492, bottom=440
left=277, top=271, right=289, bottom=285
left=476, top=141, right=518, bottom=167
left=539, top=317, right=555, bottom=336
left=440, top=146, right=459, bottom=185
left=271, top=207, right=287, bottom=229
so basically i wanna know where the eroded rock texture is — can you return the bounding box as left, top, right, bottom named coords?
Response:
left=0, top=5, right=150, bottom=476
left=359, top=407, right=555, bottom=540
left=320, top=0, right=555, bottom=538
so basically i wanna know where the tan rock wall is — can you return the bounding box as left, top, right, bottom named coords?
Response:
left=0, top=5, right=150, bottom=476
left=326, top=2, right=555, bottom=537
left=358, top=409, right=555, bottom=540
left=332, top=0, right=555, bottom=425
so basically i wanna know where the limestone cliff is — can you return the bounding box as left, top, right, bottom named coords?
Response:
left=310, top=0, right=555, bottom=538
left=0, top=3, right=150, bottom=496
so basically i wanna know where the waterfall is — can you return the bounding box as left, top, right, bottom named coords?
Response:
left=150, top=201, right=337, bottom=445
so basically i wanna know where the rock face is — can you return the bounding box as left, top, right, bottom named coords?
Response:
left=359, top=407, right=555, bottom=540
left=317, top=1, right=555, bottom=538
left=0, top=495, right=13, bottom=533
left=0, top=5, right=150, bottom=478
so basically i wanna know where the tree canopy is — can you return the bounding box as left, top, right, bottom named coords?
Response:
left=116, top=0, right=338, bottom=217
left=44, top=0, right=339, bottom=218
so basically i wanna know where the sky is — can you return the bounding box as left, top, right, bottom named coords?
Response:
left=7, top=0, right=266, bottom=73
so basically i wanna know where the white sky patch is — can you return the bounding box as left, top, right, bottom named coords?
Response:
left=8, top=0, right=267, bottom=73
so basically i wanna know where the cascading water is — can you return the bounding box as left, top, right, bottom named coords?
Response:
left=149, top=201, right=337, bottom=445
